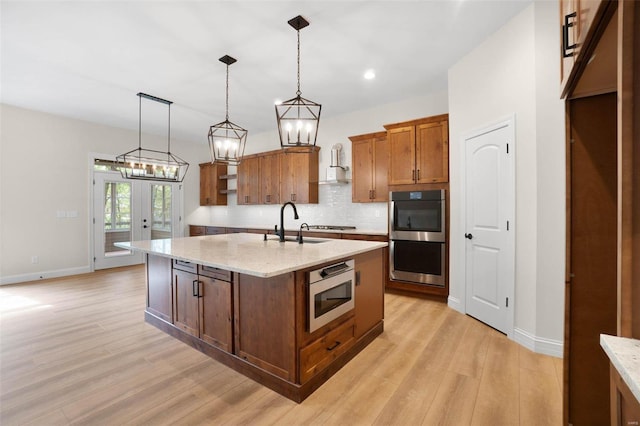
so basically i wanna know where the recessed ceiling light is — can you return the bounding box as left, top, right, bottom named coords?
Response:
left=274, top=99, right=283, bottom=105
left=364, top=69, right=375, bottom=80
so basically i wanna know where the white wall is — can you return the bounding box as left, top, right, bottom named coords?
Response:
left=186, top=90, right=449, bottom=232
left=1, top=90, right=448, bottom=283
left=0, top=104, right=207, bottom=283
left=448, top=1, right=564, bottom=356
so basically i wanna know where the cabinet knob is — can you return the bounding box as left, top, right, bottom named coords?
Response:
left=465, top=233, right=473, bottom=240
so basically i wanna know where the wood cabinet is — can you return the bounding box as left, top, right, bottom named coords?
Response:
left=199, top=266, right=233, bottom=353
left=146, top=254, right=173, bottom=323
left=173, top=260, right=233, bottom=352
left=145, top=246, right=385, bottom=402
left=385, top=115, right=449, bottom=185
left=260, top=153, right=281, bottom=204
left=565, top=93, right=618, bottom=425
left=280, top=147, right=319, bottom=204
left=354, top=247, right=385, bottom=339
left=349, top=131, right=388, bottom=202
left=199, top=162, right=227, bottom=206
left=234, top=272, right=296, bottom=382
left=299, top=318, right=355, bottom=383
left=173, top=264, right=199, bottom=336
left=205, top=226, right=226, bottom=235
left=237, top=156, right=260, bottom=205
left=560, top=0, right=613, bottom=97
left=189, top=225, right=205, bottom=236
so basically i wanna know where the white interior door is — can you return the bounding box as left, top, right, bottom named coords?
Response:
left=464, top=118, right=515, bottom=335
left=93, top=171, right=182, bottom=270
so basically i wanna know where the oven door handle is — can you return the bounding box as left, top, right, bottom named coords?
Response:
left=319, top=262, right=350, bottom=278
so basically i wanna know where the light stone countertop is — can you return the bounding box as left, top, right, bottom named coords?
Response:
left=117, top=233, right=387, bottom=278
left=192, top=224, right=388, bottom=237
left=600, top=334, right=640, bottom=403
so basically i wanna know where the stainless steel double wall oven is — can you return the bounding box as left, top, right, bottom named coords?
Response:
left=389, top=189, right=446, bottom=287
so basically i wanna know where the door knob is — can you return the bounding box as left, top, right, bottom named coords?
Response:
left=465, top=233, right=473, bottom=240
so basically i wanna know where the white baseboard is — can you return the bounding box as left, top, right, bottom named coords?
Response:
left=447, top=295, right=465, bottom=314
left=513, top=327, right=563, bottom=358
left=0, top=266, right=91, bottom=286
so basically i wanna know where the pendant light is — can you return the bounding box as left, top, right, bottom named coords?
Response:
left=208, top=55, right=248, bottom=166
left=275, top=15, right=321, bottom=150
left=116, top=92, right=189, bottom=182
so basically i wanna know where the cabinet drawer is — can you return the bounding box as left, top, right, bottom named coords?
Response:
left=199, top=265, right=232, bottom=282
left=205, top=226, right=226, bottom=235
left=173, top=259, right=197, bottom=274
left=189, top=225, right=205, bottom=236
left=300, top=319, right=355, bottom=383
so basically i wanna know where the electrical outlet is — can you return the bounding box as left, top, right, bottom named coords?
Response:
left=375, top=209, right=380, bottom=218
left=31, top=256, right=39, bottom=264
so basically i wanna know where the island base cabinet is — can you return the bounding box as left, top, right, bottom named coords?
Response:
left=173, top=268, right=199, bottom=337
left=199, top=276, right=233, bottom=353
left=234, top=273, right=296, bottom=382
left=146, top=254, right=173, bottom=323
left=354, top=249, right=385, bottom=339
left=299, top=318, right=355, bottom=383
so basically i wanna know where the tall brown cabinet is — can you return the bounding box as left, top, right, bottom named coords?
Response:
left=561, top=1, right=640, bottom=424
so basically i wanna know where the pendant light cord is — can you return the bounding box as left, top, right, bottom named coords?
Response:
left=225, top=63, right=230, bottom=121
left=296, top=29, right=301, bottom=97
left=167, top=103, right=171, bottom=155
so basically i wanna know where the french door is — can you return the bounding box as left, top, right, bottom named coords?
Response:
left=93, top=171, right=181, bottom=270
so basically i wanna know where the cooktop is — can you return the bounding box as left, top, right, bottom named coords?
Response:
left=308, top=225, right=357, bottom=231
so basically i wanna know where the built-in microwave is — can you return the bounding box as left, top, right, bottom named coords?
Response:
left=389, top=190, right=445, bottom=242
left=308, top=260, right=355, bottom=333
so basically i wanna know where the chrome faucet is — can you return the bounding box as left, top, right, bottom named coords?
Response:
left=298, top=222, right=310, bottom=244
left=278, top=202, right=299, bottom=242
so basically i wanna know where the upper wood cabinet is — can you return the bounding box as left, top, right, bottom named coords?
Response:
left=260, top=152, right=281, bottom=205
left=237, top=156, right=260, bottom=205
left=560, top=0, right=612, bottom=97
left=199, top=162, right=227, bottom=206
left=280, top=147, right=319, bottom=204
left=349, top=131, right=388, bottom=202
left=385, top=114, right=449, bottom=185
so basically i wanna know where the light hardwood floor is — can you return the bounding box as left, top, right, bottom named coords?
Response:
left=0, top=266, right=562, bottom=425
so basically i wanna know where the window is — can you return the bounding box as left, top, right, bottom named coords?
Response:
left=104, top=182, right=131, bottom=230
left=152, top=184, right=171, bottom=232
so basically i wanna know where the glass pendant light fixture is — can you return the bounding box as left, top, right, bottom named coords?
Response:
left=275, top=15, right=321, bottom=150
left=116, top=92, right=189, bottom=182
left=208, top=55, right=248, bottom=166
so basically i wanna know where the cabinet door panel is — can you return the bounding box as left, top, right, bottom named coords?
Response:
left=280, top=149, right=318, bottom=204
left=388, top=126, right=416, bottom=185
left=146, top=254, right=173, bottom=323
left=173, top=269, right=199, bottom=337
left=260, top=153, right=281, bottom=204
left=234, top=273, right=296, bottom=381
left=354, top=249, right=384, bottom=339
left=237, top=157, right=260, bottom=205
left=199, top=163, right=227, bottom=206
left=372, top=135, right=389, bottom=201
left=416, top=120, right=448, bottom=183
left=351, top=139, right=374, bottom=202
left=200, top=276, right=233, bottom=352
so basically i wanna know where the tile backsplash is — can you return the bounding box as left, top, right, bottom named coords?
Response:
left=188, top=183, right=388, bottom=233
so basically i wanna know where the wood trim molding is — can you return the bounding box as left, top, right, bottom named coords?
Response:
left=617, top=0, right=640, bottom=338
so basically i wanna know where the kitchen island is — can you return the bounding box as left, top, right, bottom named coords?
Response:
left=119, top=233, right=387, bottom=402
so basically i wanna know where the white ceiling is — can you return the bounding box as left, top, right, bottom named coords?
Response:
left=1, top=0, right=532, bottom=144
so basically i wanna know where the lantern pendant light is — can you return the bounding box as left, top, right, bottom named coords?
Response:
left=208, top=55, right=248, bottom=166
left=116, top=92, right=189, bottom=182
left=275, top=15, right=321, bottom=150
